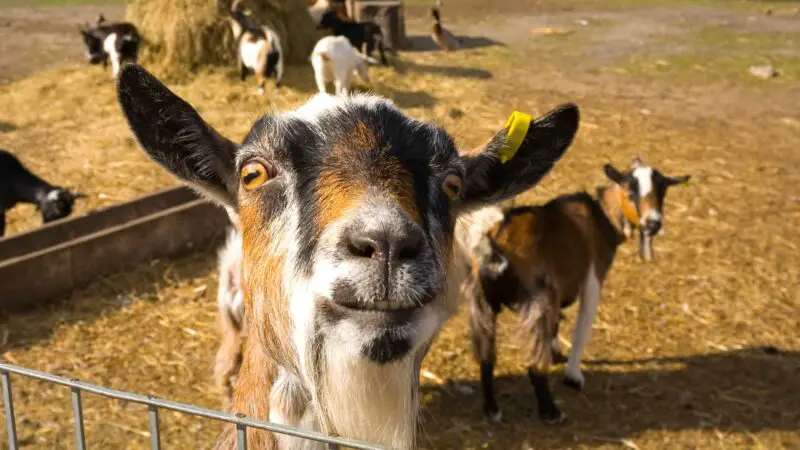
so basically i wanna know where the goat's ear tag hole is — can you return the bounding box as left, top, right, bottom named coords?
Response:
left=499, top=111, right=532, bottom=163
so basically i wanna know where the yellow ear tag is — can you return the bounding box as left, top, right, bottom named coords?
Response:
left=499, top=111, right=532, bottom=164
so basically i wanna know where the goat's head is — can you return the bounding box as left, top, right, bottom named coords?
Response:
left=79, top=25, right=105, bottom=64
left=39, top=188, right=84, bottom=223
left=604, top=156, right=690, bottom=260
left=117, top=64, right=578, bottom=442
left=229, top=0, right=256, bottom=41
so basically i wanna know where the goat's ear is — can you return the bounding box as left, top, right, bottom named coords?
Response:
left=603, top=163, right=627, bottom=185
left=117, top=64, right=239, bottom=210
left=459, top=103, right=579, bottom=209
left=664, top=174, right=691, bottom=186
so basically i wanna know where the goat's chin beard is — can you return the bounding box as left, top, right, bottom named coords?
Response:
left=302, top=307, right=441, bottom=450
left=315, top=341, right=420, bottom=450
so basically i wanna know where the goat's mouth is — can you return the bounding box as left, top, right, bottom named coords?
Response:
left=318, top=293, right=436, bottom=329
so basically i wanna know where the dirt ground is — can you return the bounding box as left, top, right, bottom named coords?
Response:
left=1, top=0, right=799, bottom=449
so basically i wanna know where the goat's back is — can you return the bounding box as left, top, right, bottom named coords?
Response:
left=489, top=193, right=620, bottom=304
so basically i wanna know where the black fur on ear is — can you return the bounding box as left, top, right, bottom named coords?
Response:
left=117, top=64, right=239, bottom=208
left=460, top=103, right=580, bottom=209
left=603, top=163, right=628, bottom=185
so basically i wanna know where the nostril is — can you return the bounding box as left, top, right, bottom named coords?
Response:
left=396, top=233, right=423, bottom=261
left=347, top=234, right=379, bottom=259
left=397, top=242, right=420, bottom=260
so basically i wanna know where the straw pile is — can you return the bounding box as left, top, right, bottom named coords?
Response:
left=126, top=0, right=319, bottom=80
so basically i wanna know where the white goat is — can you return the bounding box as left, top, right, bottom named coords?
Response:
left=311, top=35, right=378, bottom=96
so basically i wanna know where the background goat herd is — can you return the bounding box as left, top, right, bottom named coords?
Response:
left=1, top=0, right=798, bottom=449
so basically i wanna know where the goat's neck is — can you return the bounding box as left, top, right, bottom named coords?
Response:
left=597, top=184, right=632, bottom=237
left=17, top=178, right=57, bottom=209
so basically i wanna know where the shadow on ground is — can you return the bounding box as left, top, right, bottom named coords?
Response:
left=394, top=59, right=493, bottom=80
left=0, top=121, right=15, bottom=133
left=420, top=348, right=800, bottom=448
left=405, top=35, right=504, bottom=52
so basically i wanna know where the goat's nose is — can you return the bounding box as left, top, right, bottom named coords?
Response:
left=345, top=227, right=423, bottom=264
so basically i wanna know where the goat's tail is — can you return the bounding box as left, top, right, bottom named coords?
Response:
left=518, top=276, right=559, bottom=372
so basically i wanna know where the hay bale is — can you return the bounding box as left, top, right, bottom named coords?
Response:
left=127, top=0, right=320, bottom=80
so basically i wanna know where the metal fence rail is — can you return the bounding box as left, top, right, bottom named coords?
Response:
left=0, top=362, right=385, bottom=450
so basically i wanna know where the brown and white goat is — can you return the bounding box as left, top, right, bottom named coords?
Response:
left=229, top=0, right=284, bottom=96
left=604, top=156, right=691, bottom=261
left=117, top=64, right=579, bottom=449
left=461, top=158, right=690, bottom=424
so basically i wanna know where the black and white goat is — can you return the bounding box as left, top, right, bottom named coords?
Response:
left=318, top=9, right=387, bottom=65
left=460, top=158, right=690, bottom=424
left=229, top=0, right=284, bottom=96
left=0, top=150, right=84, bottom=237
left=79, top=15, right=140, bottom=78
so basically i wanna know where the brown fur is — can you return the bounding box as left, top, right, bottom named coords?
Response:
left=467, top=192, right=623, bottom=422
left=214, top=337, right=278, bottom=450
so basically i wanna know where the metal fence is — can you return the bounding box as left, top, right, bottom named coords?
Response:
left=0, top=362, right=385, bottom=450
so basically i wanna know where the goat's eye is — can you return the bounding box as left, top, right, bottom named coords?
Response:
left=241, top=161, right=270, bottom=190
left=442, top=174, right=462, bottom=201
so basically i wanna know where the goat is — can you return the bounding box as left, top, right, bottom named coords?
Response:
left=79, top=18, right=140, bottom=77
left=311, top=35, right=378, bottom=96
left=229, top=0, right=284, bottom=96
left=430, top=4, right=459, bottom=52
left=308, top=0, right=331, bottom=25
left=214, top=227, right=246, bottom=407
left=0, top=150, right=84, bottom=237
left=461, top=158, right=690, bottom=424
left=318, top=10, right=387, bottom=65
left=603, top=156, right=691, bottom=261
left=117, top=63, right=580, bottom=449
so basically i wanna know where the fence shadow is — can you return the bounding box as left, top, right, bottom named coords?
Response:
left=419, top=348, right=800, bottom=448
left=404, top=35, right=504, bottom=52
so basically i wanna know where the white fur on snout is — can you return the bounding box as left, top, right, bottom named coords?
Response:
left=632, top=166, right=654, bottom=198
left=46, top=190, right=61, bottom=202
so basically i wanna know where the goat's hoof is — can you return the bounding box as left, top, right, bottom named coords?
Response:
left=540, top=408, right=566, bottom=425
left=551, top=351, right=568, bottom=364
left=483, top=406, right=502, bottom=423
left=563, top=375, right=584, bottom=391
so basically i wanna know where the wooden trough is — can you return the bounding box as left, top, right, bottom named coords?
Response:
left=0, top=187, right=229, bottom=312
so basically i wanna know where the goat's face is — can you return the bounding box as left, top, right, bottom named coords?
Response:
left=604, top=158, right=690, bottom=258
left=40, top=188, right=80, bottom=223
left=117, top=65, right=579, bottom=371
left=80, top=29, right=105, bottom=64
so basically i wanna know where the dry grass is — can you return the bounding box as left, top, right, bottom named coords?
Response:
left=1, top=0, right=799, bottom=449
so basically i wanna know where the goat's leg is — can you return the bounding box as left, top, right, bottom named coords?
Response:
left=564, top=265, right=601, bottom=391
left=239, top=56, right=247, bottom=82
left=550, top=315, right=567, bottom=363
left=469, top=272, right=501, bottom=422
left=521, top=294, right=564, bottom=424
left=255, top=71, right=265, bottom=96
left=214, top=328, right=244, bottom=409
left=214, top=305, right=245, bottom=408
left=311, top=54, right=327, bottom=94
